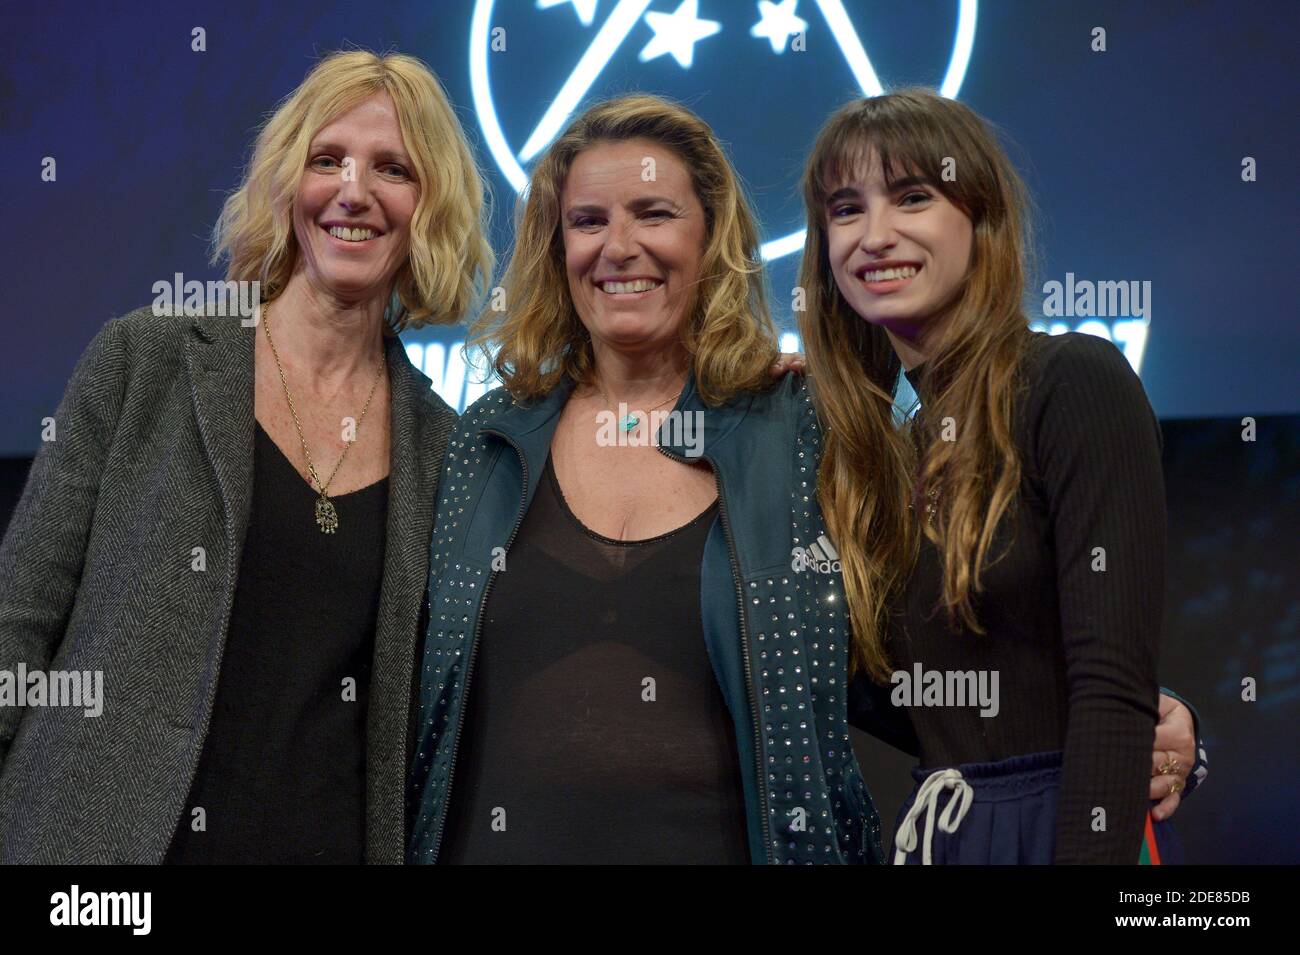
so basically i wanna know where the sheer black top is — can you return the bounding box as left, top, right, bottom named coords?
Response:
left=438, top=453, right=750, bottom=864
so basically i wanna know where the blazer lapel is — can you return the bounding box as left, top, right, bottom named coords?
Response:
left=366, top=334, right=456, bottom=863
left=183, top=315, right=255, bottom=563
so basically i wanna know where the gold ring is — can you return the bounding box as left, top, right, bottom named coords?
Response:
left=1169, top=778, right=1184, bottom=795
left=1158, top=758, right=1182, bottom=776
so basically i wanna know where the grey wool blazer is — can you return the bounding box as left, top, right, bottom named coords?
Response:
left=0, top=307, right=457, bottom=863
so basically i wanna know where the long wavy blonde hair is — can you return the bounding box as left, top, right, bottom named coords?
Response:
left=799, top=90, right=1036, bottom=680
left=472, top=94, right=778, bottom=405
left=211, top=49, right=493, bottom=329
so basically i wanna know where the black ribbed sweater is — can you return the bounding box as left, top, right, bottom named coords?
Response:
left=890, top=331, right=1164, bottom=864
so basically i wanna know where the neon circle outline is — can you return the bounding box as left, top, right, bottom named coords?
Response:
left=469, top=0, right=978, bottom=261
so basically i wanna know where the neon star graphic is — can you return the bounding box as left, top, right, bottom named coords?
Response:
left=470, top=0, right=979, bottom=258
left=537, top=0, right=599, bottom=28
left=751, top=0, right=808, bottom=54
left=639, top=0, right=722, bottom=69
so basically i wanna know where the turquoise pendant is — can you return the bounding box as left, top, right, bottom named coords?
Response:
left=619, top=414, right=640, bottom=432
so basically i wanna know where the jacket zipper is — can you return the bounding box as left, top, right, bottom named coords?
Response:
left=428, top=429, right=529, bottom=862
left=657, top=443, right=773, bottom=863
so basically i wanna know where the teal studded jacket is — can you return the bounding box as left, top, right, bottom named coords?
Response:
left=406, top=370, right=917, bottom=864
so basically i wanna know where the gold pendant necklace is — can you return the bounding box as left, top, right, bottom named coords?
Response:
left=261, top=301, right=386, bottom=534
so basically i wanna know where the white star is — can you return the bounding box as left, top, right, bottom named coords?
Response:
left=750, top=0, right=807, bottom=54
left=639, top=0, right=722, bottom=69
left=537, top=0, right=599, bottom=28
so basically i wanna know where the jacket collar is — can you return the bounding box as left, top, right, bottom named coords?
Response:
left=184, top=314, right=256, bottom=555
left=377, top=328, right=442, bottom=602
left=654, top=370, right=755, bottom=462
left=481, top=368, right=757, bottom=466
left=371, top=329, right=452, bottom=865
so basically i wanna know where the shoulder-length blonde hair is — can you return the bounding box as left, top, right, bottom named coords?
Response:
left=798, top=89, right=1036, bottom=680
left=473, top=94, right=778, bottom=405
left=212, top=49, right=492, bottom=329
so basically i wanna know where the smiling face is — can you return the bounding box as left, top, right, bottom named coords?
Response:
left=292, top=92, right=419, bottom=304
left=560, top=138, right=707, bottom=354
left=824, top=149, right=974, bottom=344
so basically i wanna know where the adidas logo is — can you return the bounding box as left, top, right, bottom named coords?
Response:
left=791, top=535, right=842, bottom=573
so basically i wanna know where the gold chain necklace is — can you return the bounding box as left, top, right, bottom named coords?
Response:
left=906, top=417, right=940, bottom=526
left=590, top=379, right=682, bottom=433
left=261, top=301, right=386, bottom=534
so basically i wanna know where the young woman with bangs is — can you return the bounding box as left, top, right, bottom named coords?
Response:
left=798, top=89, right=1201, bottom=864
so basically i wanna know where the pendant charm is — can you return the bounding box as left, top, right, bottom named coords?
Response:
left=315, top=495, right=339, bottom=534
left=619, top=414, right=639, bottom=432
left=908, top=486, right=939, bottom=526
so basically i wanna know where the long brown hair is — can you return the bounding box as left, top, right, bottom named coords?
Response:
left=471, top=94, right=778, bottom=405
left=798, top=89, right=1036, bottom=680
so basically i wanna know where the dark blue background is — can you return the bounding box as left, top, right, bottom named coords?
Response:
left=3, top=0, right=1298, bottom=456
left=1, top=0, right=1297, bottom=865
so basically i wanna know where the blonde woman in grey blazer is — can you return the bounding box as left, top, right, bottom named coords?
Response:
left=0, top=51, right=491, bottom=864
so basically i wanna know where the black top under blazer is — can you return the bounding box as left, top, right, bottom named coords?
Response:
left=0, top=307, right=457, bottom=863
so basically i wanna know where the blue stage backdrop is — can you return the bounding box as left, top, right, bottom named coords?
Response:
left=1, top=1, right=1297, bottom=864
left=2, top=0, right=1298, bottom=454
